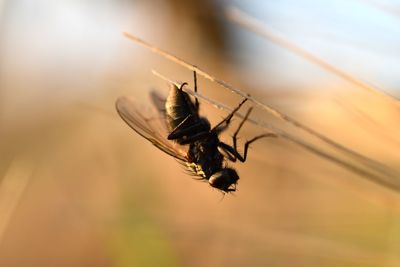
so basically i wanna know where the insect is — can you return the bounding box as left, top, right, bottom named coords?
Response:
left=116, top=71, right=275, bottom=193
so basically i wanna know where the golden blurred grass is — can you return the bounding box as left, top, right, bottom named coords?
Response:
left=1, top=70, right=399, bottom=267
left=0, top=1, right=399, bottom=267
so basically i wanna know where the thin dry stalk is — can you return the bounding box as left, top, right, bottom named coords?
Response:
left=225, top=6, right=400, bottom=105
left=224, top=7, right=400, bottom=186
left=123, top=32, right=399, bottom=190
left=334, top=98, right=400, bottom=147
left=152, top=70, right=400, bottom=192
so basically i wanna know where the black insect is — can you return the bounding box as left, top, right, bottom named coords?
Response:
left=116, top=71, right=275, bottom=193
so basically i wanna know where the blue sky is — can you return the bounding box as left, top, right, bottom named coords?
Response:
left=1, top=0, right=399, bottom=95
left=232, top=0, right=400, bottom=93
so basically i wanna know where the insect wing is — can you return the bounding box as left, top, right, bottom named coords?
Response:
left=116, top=96, right=187, bottom=162
left=149, top=90, right=167, bottom=116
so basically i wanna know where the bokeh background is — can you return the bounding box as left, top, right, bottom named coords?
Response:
left=0, top=0, right=400, bottom=266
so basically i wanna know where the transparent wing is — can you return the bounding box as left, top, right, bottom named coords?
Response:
left=149, top=90, right=167, bottom=116
left=116, top=95, right=187, bottom=162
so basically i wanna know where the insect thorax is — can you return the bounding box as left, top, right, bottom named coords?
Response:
left=186, top=137, right=224, bottom=178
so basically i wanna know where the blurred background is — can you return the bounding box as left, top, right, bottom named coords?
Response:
left=0, top=0, right=400, bottom=266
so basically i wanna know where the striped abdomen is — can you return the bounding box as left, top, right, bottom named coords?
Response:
left=165, top=84, right=198, bottom=132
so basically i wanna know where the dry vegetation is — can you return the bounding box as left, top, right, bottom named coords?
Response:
left=0, top=1, right=399, bottom=267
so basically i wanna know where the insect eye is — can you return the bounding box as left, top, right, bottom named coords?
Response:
left=209, top=168, right=239, bottom=192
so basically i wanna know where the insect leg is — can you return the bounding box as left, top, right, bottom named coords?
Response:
left=217, top=142, right=240, bottom=162
left=219, top=133, right=276, bottom=162
left=176, top=131, right=210, bottom=144
left=167, top=114, right=193, bottom=139
left=211, top=98, right=248, bottom=134
left=168, top=115, right=210, bottom=140
left=232, top=107, right=253, bottom=152
left=168, top=122, right=210, bottom=140
left=218, top=107, right=277, bottom=162
left=239, top=133, right=277, bottom=161
left=179, top=82, right=188, bottom=91
left=233, top=107, right=277, bottom=162
left=193, top=70, right=199, bottom=111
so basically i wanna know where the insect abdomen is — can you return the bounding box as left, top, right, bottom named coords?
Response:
left=165, top=84, right=197, bottom=131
